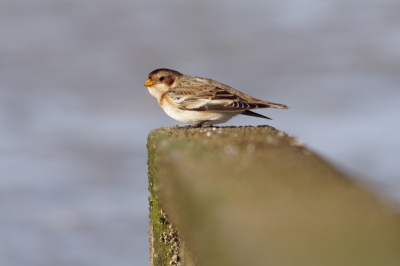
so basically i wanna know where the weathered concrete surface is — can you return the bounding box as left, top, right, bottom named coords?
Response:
left=147, top=125, right=400, bottom=266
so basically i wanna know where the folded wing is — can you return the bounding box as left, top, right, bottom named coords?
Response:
left=169, top=83, right=286, bottom=112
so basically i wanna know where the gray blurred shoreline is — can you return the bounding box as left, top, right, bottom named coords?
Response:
left=1, top=1, right=400, bottom=265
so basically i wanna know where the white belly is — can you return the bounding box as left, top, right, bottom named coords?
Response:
left=162, top=104, right=239, bottom=125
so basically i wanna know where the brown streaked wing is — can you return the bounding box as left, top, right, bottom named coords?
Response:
left=175, top=85, right=271, bottom=111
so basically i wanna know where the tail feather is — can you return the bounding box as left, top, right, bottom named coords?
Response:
left=241, top=110, right=272, bottom=120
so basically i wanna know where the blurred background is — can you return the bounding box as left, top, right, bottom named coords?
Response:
left=1, top=0, right=400, bottom=265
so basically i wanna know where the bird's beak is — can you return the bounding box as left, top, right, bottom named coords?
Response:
left=144, top=78, right=153, bottom=87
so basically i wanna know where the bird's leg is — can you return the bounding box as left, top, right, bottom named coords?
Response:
left=190, top=120, right=209, bottom=128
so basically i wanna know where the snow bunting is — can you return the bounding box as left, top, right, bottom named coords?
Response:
left=144, top=68, right=288, bottom=126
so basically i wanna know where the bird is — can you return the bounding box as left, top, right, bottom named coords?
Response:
left=144, top=68, right=288, bottom=127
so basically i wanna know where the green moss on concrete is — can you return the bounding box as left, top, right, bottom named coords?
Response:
left=148, top=129, right=199, bottom=266
left=148, top=134, right=180, bottom=266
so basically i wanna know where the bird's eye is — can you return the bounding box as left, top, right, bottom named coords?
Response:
left=159, top=76, right=165, bottom=82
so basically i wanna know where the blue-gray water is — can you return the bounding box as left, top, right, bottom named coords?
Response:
left=1, top=1, right=400, bottom=265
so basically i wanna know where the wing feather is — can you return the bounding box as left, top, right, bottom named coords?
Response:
left=168, top=76, right=287, bottom=112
